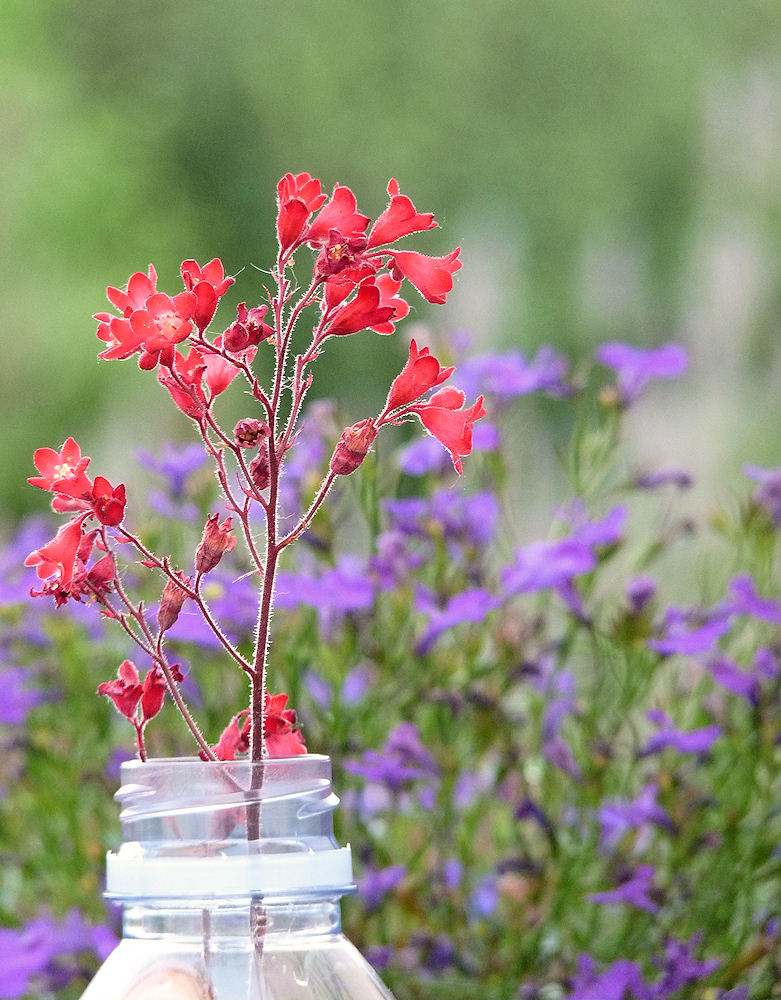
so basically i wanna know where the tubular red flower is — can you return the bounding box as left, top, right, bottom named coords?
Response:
left=307, top=184, right=370, bottom=245
left=324, top=279, right=396, bottom=338
left=98, top=661, right=143, bottom=721
left=24, top=517, right=85, bottom=590
left=383, top=339, right=455, bottom=414
left=180, top=258, right=235, bottom=332
left=131, top=291, right=196, bottom=370
left=276, top=172, right=327, bottom=252
left=157, top=348, right=207, bottom=419
left=140, top=664, right=183, bottom=723
left=367, top=178, right=437, bottom=248
left=390, top=248, right=462, bottom=304
left=410, top=390, right=486, bottom=475
left=90, top=476, right=127, bottom=527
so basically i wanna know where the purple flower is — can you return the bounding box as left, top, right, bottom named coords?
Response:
left=567, top=954, right=653, bottom=1000
left=708, top=657, right=760, bottom=704
left=468, top=875, right=499, bottom=920
left=136, top=443, right=208, bottom=498
left=652, top=934, right=720, bottom=995
left=442, top=859, right=463, bottom=889
left=365, top=945, right=394, bottom=971
left=358, top=864, right=406, bottom=910
left=744, top=464, right=781, bottom=525
left=502, top=538, right=596, bottom=595
left=588, top=864, right=660, bottom=914
left=302, top=669, right=332, bottom=709
left=640, top=710, right=722, bottom=756
left=346, top=723, right=439, bottom=791
left=647, top=607, right=731, bottom=656
left=340, top=665, right=373, bottom=705
left=728, top=574, right=781, bottom=624
left=0, top=668, right=46, bottom=725
left=455, top=346, right=572, bottom=400
left=596, top=341, right=687, bottom=404
left=597, top=783, right=673, bottom=849
left=275, top=557, right=375, bottom=635
left=415, top=588, right=500, bottom=654
left=384, top=490, right=500, bottom=547
left=397, top=436, right=451, bottom=476
left=544, top=734, right=583, bottom=780
left=633, top=468, right=693, bottom=490
left=626, top=575, right=657, bottom=615
left=560, top=502, right=626, bottom=548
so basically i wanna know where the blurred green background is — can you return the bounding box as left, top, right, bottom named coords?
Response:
left=3, top=0, right=781, bottom=518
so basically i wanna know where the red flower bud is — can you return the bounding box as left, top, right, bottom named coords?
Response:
left=140, top=664, right=183, bottom=723
left=223, top=303, right=273, bottom=353
left=329, top=419, right=378, bottom=476
left=249, top=449, right=270, bottom=491
left=157, top=572, right=190, bottom=632
left=234, top=419, right=271, bottom=448
left=195, top=514, right=237, bottom=574
left=98, top=660, right=142, bottom=720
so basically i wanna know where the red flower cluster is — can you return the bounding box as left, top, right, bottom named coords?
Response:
left=98, top=660, right=184, bottom=757
left=212, top=692, right=307, bottom=760
left=275, top=175, right=461, bottom=348
left=25, top=439, right=127, bottom=604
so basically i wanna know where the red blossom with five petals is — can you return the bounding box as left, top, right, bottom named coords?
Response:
left=276, top=172, right=327, bottom=253
left=367, top=178, right=437, bottom=248
left=97, top=661, right=143, bottom=721
left=105, top=265, right=158, bottom=317
left=130, top=291, right=197, bottom=370
left=28, top=437, right=92, bottom=498
left=408, top=387, right=486, bottom=475
left=382, top=339, right=455, bottom=415
left=389, top=248, right=462, bottom=304
left=323, top=279, right=397, bottom=339
left=180, top=258, right=235, bottom=332
left=24, top=516, right=86, bottom=590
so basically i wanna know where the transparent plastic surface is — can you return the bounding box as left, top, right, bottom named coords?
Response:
left=80, top=757, right=396, bottom=1000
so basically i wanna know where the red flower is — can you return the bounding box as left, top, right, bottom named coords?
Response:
left=370, top=274, right=409, bottom=335
left=306, top=184, right=370, bottom=245
left=211, top=692, right=306, bottom=760
left=265, top=692, right=307, bottom=757
left=390, top=248, right=462, bottom=304
left=96, top=315, right=147, bottom=361
left=410, top=388, right=486, bottom=475
left=131, top=291, right=197, bottom=370
left=324, top=279, right=397, bottom=338
left=180, top=258, right=235, bottom=332
left=25, top=517, right=85, bottom=590
left=367, top=178, right=437, bottom=248
left=140, top=664, right=183, bottom=723
left=195, top=514, right=236, bottom=574
left=330, top=419, right=378, bottom=476
left=157, top=348, right=207, bottom=419
left=98, top=660, right=143, bottom=721
left=276, top=172, right=327, bottom=252
left=105, top=265, right=158, bottom=317
left=223, top=302, right=273, bottom=353
left=383, top=339, right=454, bottom=415
left=90, top=476, right=127, bottom=527
left=28, top=438, right=92, bottom=498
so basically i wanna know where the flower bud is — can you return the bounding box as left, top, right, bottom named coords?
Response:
left=157, top=573, right=190, bottom=632
left=249, top=448, right=270, bottom=491
left=234, top=418, right=271, bottom=448
left=329, top=419, right=378, bottom=476
left=195, top=514, right=237, bottom=574
left=223, top=303, right=273, bottom=353
left=140, top=663, right=183, bottom=723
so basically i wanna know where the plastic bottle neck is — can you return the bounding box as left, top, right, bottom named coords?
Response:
left=122, top=899, right=344, bottom=941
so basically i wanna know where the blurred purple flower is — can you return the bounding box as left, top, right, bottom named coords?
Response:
left=0, top=667, right=46, bottom=725
left=754, top=646, right=781, bottom=679
left=415, top=588, right=500, bottom=654
left=455, top=346, right=571, bottom=400
left=567, top=954, right=653, bottom=1000
left=708, top=657, right=760, bottom=704
left=633, top=468, right=693, bottom=490
left=340, top=664, right=373, bottom=705
left=542, top=669, right=578, bottom=739
left=365, top=945, right=394, bottom=971
left=370, top=530, right=424, bottom=588
left=647, top=606, right=731, bottom=656
left=652, top=934, right=720, bottom=996
left=146, top=489, right=199, bottom=523
left=275, top=557, right=375, bottom=635
left=442, top=859, right=463, bottom=889
left=136, top=443, right=208, bottom=498
left=302, top=669, right=332, bottom=709
left=626, top=575, right=657, bottom=615
left=640, top=710, right=722, bottom=756
left=346, top=722, right=439, bottom=791
left=597, top=783, right=673, bottom=849
left=384, top=490, right=500, bottom=547
left=358, top=864, right=406, bottom=911
left=743, top=463, right=781, bottom=525
left=596, top=341, right=687, bottom=405
left=589, top=864, right=660, bottom=914
left=544, top=734, right=583, bottom=780
left=560, top=502, right=626, bottom=548
left=502, top=538, right=596, bottom=595
left=468, top=875, right=499, bottom=920
left=728, top=574, right=781, bottom=624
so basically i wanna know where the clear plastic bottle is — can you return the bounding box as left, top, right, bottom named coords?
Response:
left=81, top=755, right=395, bottom=1000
